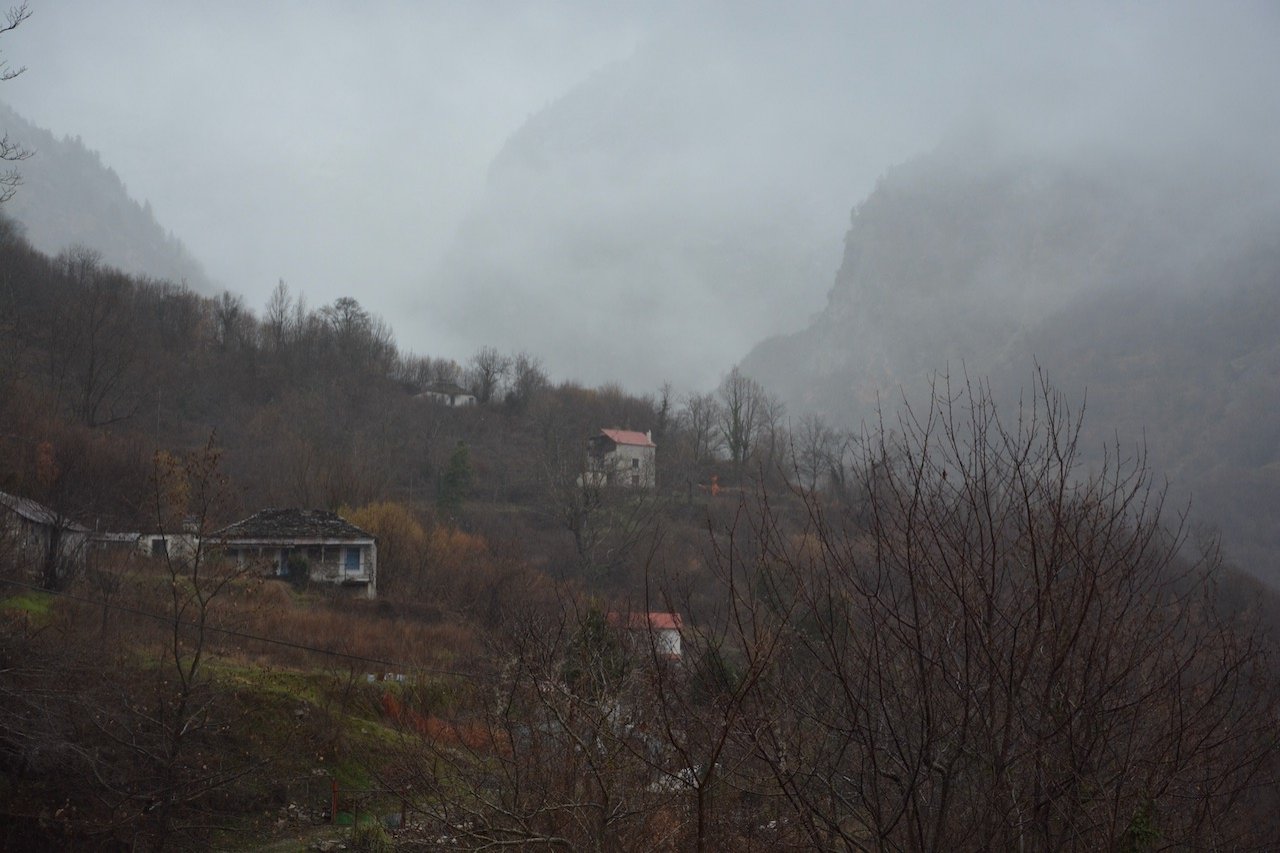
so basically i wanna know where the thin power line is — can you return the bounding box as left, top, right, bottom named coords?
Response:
left=0, top=575, right=476, bottom=681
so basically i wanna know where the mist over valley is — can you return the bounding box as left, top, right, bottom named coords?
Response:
left=3, top=3, right=1280, bottom=847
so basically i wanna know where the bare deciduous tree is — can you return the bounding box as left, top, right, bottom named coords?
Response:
left=431, top=356, right=463, bottom=386
left=714, top=374, right=1277, bottom=850
left=754, top=389, right=786, bottom=477
left=262, top=278, right=295, bottom=352
left=0, top=3, right=32, bottom=204
left=467, top=344, right=511, bottom=404
left=366, top=372, right=1278, bottom=849
left=0, top=435, right=267, bottom=850
left=380, top=602, right=674, bottom=851
left=679, top=391, right=722, bottom=465
left=49, top=247, right=140, bottom=427
left=508, top=350, right=550, bottom=410
left=138, top=437, right=260, bottom=850
left=788, top=412, right=838, bottom=492
left=212, top=290, right=252, bottom=351
left=716, top=367, right=784, bottom=481
left=717, top=367, right=762, bottom=477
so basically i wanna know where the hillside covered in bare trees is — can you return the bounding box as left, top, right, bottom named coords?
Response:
left=4, top=3, right=1280, bottom=848
left=2, top=210, right=1279, bottom=848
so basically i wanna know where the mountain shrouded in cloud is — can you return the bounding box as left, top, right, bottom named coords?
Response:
left=426, top=32, right=868, bottom=391
left=740, top=132, right=1280, bottom=578
left=0, top=101, right=212, bottom=290
left=417, top=2, right=1280, bottom=391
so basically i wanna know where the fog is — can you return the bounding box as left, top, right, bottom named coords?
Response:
left=3, top=1, right=1278, bottom=391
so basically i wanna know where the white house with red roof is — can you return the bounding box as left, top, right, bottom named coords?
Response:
left=585, top=428, right=656, bottom=489
left=608, top=611, right=684, bottom=659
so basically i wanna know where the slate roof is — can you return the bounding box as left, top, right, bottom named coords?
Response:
left=599, top=428, right=656, bottom=448
left=0, top=490, right=91, bottom=532
left=215, top=508, right=373, bottom=542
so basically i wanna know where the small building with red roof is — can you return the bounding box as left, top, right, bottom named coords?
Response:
left=585, top=428, right=656, bottom=489
left=608, top=610, right=684, bottom=659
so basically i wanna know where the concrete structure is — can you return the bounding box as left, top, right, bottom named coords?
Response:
left=585, top=428, right=656, bottom=489
left=214, top=508, right=378, bottom=598
left=137, top=530, right=201, bottom=564
left=419, top=382, right=477, bottom=407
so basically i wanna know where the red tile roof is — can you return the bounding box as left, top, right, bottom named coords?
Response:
left=600, top=428, right=655, bottom=448
left=608, top=611, right=683, bottom=631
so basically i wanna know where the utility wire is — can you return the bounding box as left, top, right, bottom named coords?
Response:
left=0, top=575, right=477, bottom=681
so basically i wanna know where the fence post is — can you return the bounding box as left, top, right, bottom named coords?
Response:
left=331, top=777, right=339, bottom=825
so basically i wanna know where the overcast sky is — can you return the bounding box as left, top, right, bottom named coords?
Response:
left=1, top=1, right=647, bottom=316
left=3, top=1, right=1279, bottom=391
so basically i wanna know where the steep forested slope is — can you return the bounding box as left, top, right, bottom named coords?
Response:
left=0, top=100, right=212, bottom=290
left=0, top=213, right=683, bottom=596
left=742, top=137, right=1280, bottom=578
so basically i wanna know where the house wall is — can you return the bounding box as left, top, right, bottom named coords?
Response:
left=139, top=532, right=200, bottom=564
left=224, top=540, right=378, bottom=598
left=617, top=444, right=656, bottom=488
left=0, top=508, right=87, bottom=577
left=423, top=390, right=476, bottom=407
left=655, top=627, right=682, bottom=658
left=588, top=444, right=656, bottom=489
left=618, top=625, right=682, bottom=659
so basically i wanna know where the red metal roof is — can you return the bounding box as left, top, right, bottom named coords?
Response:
left=600, top=428, right=655, bottom=448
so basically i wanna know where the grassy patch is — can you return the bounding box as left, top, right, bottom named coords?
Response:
left=0, top=590, right=55, bottom=619
left=210, top=661, right=337, bottom=707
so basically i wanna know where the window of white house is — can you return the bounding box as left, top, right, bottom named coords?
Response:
left=631, top=458, right=639, bottom=468
left=344, top=547, right=361, bottom=574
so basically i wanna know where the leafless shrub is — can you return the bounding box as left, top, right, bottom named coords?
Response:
left=714, top=373, right=1277, bottom=850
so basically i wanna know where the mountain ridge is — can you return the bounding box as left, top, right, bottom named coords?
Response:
left=741, top=138, right=1280, bottom=579
left=0, top=100, right=212, bottom=290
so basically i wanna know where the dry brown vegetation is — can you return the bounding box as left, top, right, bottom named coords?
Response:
left=368, top=378, right=1280, bottom=852
left=3, top=214, right=1280, bottom=849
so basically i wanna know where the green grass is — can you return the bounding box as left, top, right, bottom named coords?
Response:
left=1, top=590, right=55, bottom=619
left=199, top=661, right=411, bottom=849
left=210, top=661, right=339, bottom=707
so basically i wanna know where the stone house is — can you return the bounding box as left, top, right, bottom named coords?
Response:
left=0, top=489, right=91, bottom=582
left=585, top=428, right=657, bottom=489
left=214, top=508, right=378, bottom=598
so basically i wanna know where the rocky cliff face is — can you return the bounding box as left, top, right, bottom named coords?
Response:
left=742, top=137, right=1280, bottom=578
left=0, top=100, right=212, bottom=290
